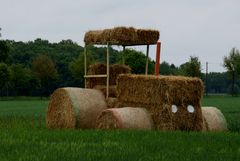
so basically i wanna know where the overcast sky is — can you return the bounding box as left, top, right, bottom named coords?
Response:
left=1, top=0, right=240, bottom=72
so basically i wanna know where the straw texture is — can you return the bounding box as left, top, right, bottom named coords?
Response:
left=97, top=107, right=154, bottom=130
left=46, top=87, right=107, bottom=129
left=202, top=106, right=228, bottom=131
left=116, top=74, right=204, bottom=131
left=84, top=27, right=159, bottom=45
left=86, top=63, right=131, bottom=89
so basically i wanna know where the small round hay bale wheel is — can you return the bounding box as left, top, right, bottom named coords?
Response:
left=202, top=106, right=228, bottom=131
left=97, top=107, right=154, bottom=130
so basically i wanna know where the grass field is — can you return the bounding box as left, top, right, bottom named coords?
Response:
left=0, top=96, right=239, bottom=161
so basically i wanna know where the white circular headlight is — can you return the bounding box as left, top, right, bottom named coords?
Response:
left=187, top=105, right=195, bottom=113
left=171, top=105, right=178, bottom=113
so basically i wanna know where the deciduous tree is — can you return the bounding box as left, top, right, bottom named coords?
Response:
left=9, top=64, right=40, bottom=96
left=69, top=52, right=94, bottom=87
left=223, top=48, right=240, bottom=96
left=0, top=63, right=10, bottom=96
left=119, top=49, right=154, bottom=74
left=0, top=40, right=10, bottom=63
left=160, top=61, right=178, bottom=75
left=179, top=56, right=201, bottom=78
left=32, top=55, right=58, bottom=96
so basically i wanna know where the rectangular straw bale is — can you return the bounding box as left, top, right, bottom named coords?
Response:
left=84, top=26, right=159, bottom=45
left=137, top=29, right=160, bottom=45
left=110, top=64, right=131, bottom=84
left=93, top=85, right=117, bottom=97
left=116, top=74, right=204, bottom=131
left=86, top=64, right=106, bottom=88
left=109, top=27, right=138, bottom=44
left=84, top=30, right=102, bottom=44
left=106, top=97, right=118, bottom=108
left=86, top=63, right=131, bottom=88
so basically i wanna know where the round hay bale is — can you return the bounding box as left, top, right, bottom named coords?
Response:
left=202, top=107, right=228, bottom=131
left=97, top=107, right=154, bottom=130
left=46, top=87, right=107, bottom=129
left=202, top=117, right=209, bottom=131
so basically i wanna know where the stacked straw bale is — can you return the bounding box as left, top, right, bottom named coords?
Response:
left=106, top=97, right=118, bottom=109
left=97, top=107, right=154, bottom=129
left=202, top=107, right=228, bottom=131
left=84, top=27, right=159, bottom=45
left=46, top=87, right=107, bottom=129
left=86, top=63, right=107, bottom=88
left=116, top=74, right=204, bottom=131
left=86, top=63, right=131, bottom=89
left=93, top=85, right=117, bottom=97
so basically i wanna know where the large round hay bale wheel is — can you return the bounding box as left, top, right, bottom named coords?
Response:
left=46, top=87, right=107, bottom=129
left=202, top=106, right=228, bottom=131
left=97, top=107, right=154, bottom=130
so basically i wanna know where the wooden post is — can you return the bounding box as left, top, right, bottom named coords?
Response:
left=122, top=45, right=125, bottom=65
left=155, top=42, right=161, bottom=77
left=84, top=44, right=87, bottom=88
left=145, top=45, right=149, bottom=75
left=206, top=62, right=208, bottom=96
left=106, top=43, right=110, bottom=98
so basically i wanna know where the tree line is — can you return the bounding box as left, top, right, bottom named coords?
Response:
left=0, top=38, right=239, bottom=97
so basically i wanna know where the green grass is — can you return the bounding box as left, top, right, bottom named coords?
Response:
left=0, top=129, right=240, bottom=161
left=0, top=96, right=240, bottom=161
left=0, top=100, right=48, bottom=117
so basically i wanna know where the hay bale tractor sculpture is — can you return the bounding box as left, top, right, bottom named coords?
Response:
left=46, top=27, right=227, bottom=131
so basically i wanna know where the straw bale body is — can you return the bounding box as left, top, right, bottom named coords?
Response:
left=116, top=74, right=204, bottom=131
left=46, top=87, right=107, bottom=129
left=97, top=107, right=154, bottom=129
left=202, top=107, right=228, bottom=131
left=84, top=27, right=159, bottom=45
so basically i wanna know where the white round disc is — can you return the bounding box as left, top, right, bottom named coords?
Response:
left=187, top=105, right=195, bottom=113
left=171, top=105, right=178, bottom=113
